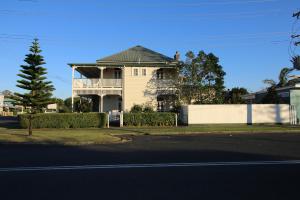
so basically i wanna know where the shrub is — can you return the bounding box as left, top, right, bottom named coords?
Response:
left=143, top=105, right=154, bottom=113
left=130, top=104, right=143, bottom=113
left=123, top=112, right=176, bottom=126
left=19, top=113, right=107, bottom=129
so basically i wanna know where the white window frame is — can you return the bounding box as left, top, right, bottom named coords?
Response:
left=133, top=68, right=139, bottom=76
left=142, top=68, right=147, bottom=76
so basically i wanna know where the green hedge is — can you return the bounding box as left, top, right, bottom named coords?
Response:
left=123, top=112, right=176, bottom=126
left=19, top=113, right=107, bottom=129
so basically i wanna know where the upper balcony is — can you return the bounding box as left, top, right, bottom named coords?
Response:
left=73, top=78, right=122, bottom=89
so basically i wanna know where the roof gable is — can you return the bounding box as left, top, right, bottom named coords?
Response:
left=96, top=45, right=174, bottom=63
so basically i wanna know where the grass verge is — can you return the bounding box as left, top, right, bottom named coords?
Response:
left=0, top=128, right=124, bottom=145
left=109, top=124, right=300, bottom=135
left=1, top=124, right=300, bottom=145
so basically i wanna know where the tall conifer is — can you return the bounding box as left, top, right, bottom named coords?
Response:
left=14, top=39, right=55, bottom=135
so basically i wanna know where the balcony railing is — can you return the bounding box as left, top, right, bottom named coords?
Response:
left=73, top=79, right=122, bottom=88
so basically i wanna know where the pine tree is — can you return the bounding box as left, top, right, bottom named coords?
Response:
left=14, top=38, right=55, bottom=135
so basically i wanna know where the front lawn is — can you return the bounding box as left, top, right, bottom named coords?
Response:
left=1, top=123, right=300, bottom=146
left=110, top=124, right=300, bottom=135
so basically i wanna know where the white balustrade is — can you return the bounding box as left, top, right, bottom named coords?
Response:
left=73, top=79, right=122, bottom=88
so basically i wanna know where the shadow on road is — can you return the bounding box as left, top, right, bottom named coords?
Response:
left=0, top=141, right=299, bottom=168
left=0, top=116, right=20, bottom=129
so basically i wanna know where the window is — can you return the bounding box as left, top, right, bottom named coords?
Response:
left=142, top=69, right=146, bottom=76
left=156, top=69, right=164, bottom=79
left=133, top=68, right=139, bottom=76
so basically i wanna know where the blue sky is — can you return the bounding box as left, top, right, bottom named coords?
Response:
left=0, top=0, right=299, bottom=99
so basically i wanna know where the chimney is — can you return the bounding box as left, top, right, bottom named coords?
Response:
left=174, top=51, right=180, bottom=61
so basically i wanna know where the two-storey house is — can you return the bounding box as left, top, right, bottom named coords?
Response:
left=68, top=46, right=179, bottom=112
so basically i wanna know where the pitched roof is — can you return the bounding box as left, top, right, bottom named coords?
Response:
left=96, top=45, right=175, bottom=63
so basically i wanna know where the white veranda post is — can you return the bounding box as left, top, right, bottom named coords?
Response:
left=99, top=95, right=104, bottom=113
left=71, top=66, right=76, bottom=112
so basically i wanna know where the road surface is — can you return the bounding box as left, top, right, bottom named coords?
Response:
left=0, top=133, right=300, bottom=199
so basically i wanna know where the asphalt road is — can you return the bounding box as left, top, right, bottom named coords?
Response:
left=0, top=133, right=300, bottom=199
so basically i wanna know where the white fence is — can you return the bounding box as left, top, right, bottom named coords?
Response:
left=181, top=104, right=296, bottom=125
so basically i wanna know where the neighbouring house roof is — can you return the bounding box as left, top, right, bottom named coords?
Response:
left=3, top=98, right=16, bottom=108
left=242, top=83, right=300, bottom=101
left=68, top=45, right=178, bottom=68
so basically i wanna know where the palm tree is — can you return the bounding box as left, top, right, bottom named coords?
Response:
left=263, top=67, right=294, bottom=88
left=278, top=67, right=294, bottom=87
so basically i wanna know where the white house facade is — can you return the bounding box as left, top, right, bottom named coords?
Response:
left=68, top=46, right=179, bottom=112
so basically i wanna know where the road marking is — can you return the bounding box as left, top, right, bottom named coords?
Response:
left=0, top=160, right=300, bottom=172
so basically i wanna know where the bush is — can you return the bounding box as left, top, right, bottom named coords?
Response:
left=130, top=104, right=143, bottom=113
left=123, top=112, right=176, bottom=126
left=19, top=113, right=107, bottom=129
left=143, top=105, right=154, bottom=113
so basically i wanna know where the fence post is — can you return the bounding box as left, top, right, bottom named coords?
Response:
left=290, top=105, right=297, bottom=125
left=120, top=111, right=123, bottom=127
left=107, top=112, right=110, bottom=128
left=175, top=113, right=178, bottom=127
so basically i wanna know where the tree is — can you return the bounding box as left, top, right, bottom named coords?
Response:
left=13, top=39, right=55, bottom=136
left=224, top=87, right=248, bottom=104
left=278, top=67, right=294, bottom=87
left=1, top=90, right=13, bottom=97
left=130, top=104, right=143, bottom=113
left=261, top=86, right=281, bottom=104
left=263, top=67, right=294, bottom=88
left=178, top=50, right=226, bottom=104
left=262, top=76, right=279, bottom=104
left=64, top=97, right=92, bottom=113
left=76, top=97, right=93, bottom=112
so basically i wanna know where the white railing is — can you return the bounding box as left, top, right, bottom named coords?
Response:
left=73, top=79, right=122, bottom=88
left=74, top=89, right=122, bottom=96
left=290, top=105, right=297, bottom=125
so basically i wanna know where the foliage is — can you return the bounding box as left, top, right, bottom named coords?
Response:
left=76, top=97, right=93, bottom=112
left=261, top=86, right=281, bottom=104
left=52, top=98, right=65, bottom=112
left=143, top=105, right=154, bottom=113
left=278, top=67, right=294, bottom=87
left=123, top=112, right=176, bottom=126
left=130, top=104, right=143, bottom=113
left=1, top=90, right=13, bottom=97
left=224, top=87, right=248, bottom=104
left=177, top=50, right=226, bottom=104
left=64, top=97, right=92, bottom=113
left=263, top=67, right=294, bottom=88
left=262, top=67, right=294, bottom=104
left=14, top=39, right=55, bottom=112
left=13, top=39, right=55, bottom=135
left=19, top=113, right=107, bottom=129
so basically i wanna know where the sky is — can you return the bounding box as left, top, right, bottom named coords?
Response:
left=0, top=0, right=299, bottom=99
